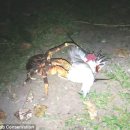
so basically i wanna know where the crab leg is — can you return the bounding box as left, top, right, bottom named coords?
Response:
left=43, top=77, right=49, bottom=96
left=51, top=58, right=71, bottom=70
left=40, top=67, right=49, bottom=96
left=47, top=65, right=68, bottom=78
left=45, top=42, right=75, bottom=61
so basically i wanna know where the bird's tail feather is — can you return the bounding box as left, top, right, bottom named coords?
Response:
left=69, top=46, right=88, bottom=63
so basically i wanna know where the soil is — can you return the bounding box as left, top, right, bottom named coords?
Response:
left=0, top=24, right=130, bottom=130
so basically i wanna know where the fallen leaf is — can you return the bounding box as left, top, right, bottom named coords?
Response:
left=0, top=109, right=6, bottom=122
left=0, top=121, right=4, bottom=130
left=53, top=26, right=65, bottom=35
left=14, top=109, right=32, bottom=121
left=26, top=92, right=34, bottom=103
left=33, top=104, right=47, bottom=118
left=115, top=48, right=130, bottom=58
left=20, top=42, right=32, bottom=49
left=83, top=100, right=97, bottom=120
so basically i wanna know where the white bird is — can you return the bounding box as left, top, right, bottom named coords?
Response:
left=67, top=46, right=107, bottom=97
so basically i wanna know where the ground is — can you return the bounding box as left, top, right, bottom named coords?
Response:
left=0, top=24, right=130, bottom=130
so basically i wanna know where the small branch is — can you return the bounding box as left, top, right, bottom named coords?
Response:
left=73, top=20, right=130, bottom=27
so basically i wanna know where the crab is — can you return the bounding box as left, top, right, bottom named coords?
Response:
left=24, top=42, right=76, bottom=96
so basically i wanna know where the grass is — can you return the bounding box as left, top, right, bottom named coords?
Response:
left=65, top=111, right=130, bottom=130
left=102, top=109, right=130, bottom=130
left=85, top=91, right=112, bottom=109
left=106, top=64, right=130, bottom=88
left=65, top=114, right=92, bottom=128
left=119, top=91, right=130, bottom=103
left=65, top=94, right=130, bottom=130
left=65, top=91, right=111, bottom=129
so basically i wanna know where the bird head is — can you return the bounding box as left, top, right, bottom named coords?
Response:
left=85, top=50, right=108, bottom=73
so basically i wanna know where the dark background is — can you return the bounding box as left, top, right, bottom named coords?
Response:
left=0, top=0, right=130, bottom=43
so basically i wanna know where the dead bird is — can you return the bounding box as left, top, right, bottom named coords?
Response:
left=67, top=46, right=108, bottom=97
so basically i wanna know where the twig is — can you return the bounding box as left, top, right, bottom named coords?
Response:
left=73, top=20, right=130, bottom=27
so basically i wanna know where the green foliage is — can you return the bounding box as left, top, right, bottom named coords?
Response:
left=65, top=113, right=93, bottom=128
left=107, top=64, right=130, bottom=88
left=119, top=91, right=130, bottom=103
left=80, top=91, right=111, bottom=109
left=102, top=109, right=130, bottom=130
left=88, top=92, right=111, bottom=109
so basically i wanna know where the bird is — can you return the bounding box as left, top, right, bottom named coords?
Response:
left=67, top=45, right=107, bottom=97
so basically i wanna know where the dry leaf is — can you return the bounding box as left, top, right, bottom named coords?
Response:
left=0, top=109, right=7, bottom=122
left=26, top=92, right=34, bottom=103
left=83, top=100, right=97, bottom=120
left=53, top=27, right=65, bottom=35
left=14, top=109, right=32, bottom=121
left=33, top=104, right=47, bottom=118
left=0, top=121, right=4, bottom=130
left=115, top=48, right=130, bottom=58
left=20, top=42, right=32, bottom=49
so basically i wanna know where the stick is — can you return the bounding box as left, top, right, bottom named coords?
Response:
left=73, top=20, right=130, bottom=27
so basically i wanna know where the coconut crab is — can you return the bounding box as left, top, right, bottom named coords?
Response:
left=25, top=42, right=108, bottom=97
left=24, top=42, right=76, bottom=96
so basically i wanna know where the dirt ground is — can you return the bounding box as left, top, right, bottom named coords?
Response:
left=0, top=25, right=130, bottom=130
